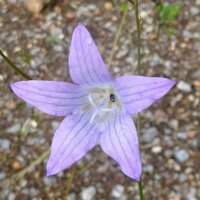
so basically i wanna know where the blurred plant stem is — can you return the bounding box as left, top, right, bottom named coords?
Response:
left=0, top=49, right=32, bottom=80
left=12, top=150, right=50, bottom=182
left=134, top=0, right=142, bottom=71
left=0, top=150, right=50, bottom=187
left=108, top=4, right=128, bottom=67
left=64, top=165, right=76, bottom=198
left=132, top=0, right=144, bottom=199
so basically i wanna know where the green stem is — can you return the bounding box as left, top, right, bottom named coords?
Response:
left=64, top=166, right=76, bottom=197
left=108, top=5, right=128, bottom=67
left=0, top=150, right=50, bottom=187
left=0, top=50, right=32, bottom=80
left=134, top=0, right=141, bottom=71
left=133, top=0, right=144, bottom=199
left=138, top=179, right=144, bottom=200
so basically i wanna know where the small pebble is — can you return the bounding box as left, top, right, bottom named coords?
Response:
left=177, top=81, right=192, bottom=92
left=174, top=149, right=190, bottom=163
left=6, top=123, right=21, bottom=134
left=67, top=193, right=76, bottom=200
left=142, top=127, right=158, bottom=143
left=151, top=146, right=162, bottom=154
left=0, top=139, right=11, bottom=150
left=111, top=184, right=125, bottom=199
left=12, top=161, right=21, bottom=170
left=80, top=186, right=96, bottom=200
left=177, top=132, right=187, bottom=140
left=0, top=172, right=6, bottom=180
left=25, top=0, right=43, bottom=13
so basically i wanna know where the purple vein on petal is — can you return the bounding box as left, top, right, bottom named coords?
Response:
left=88, top=47, right=105, bottom=83
left=62, top=122, right=97, bottom=163
left=121, top=83, right=174, bottom=97
left=13, top=86, right=88, bottom=100
left=49, top=112, right=93, bottom=172
left=79, top=27, right=97, bottom=84
left=107, top=114, right=124, bottom=165
left=113, top=111, right=134, bottom=173
left=74, top=28, right=89, bottom=84
left=13, top=90, right=85, bottom=107
left=117, top=81, right=159, bottom=91
left=50, top=114, right=83, bottom=158
left=119, top=114, right=135, bottom=154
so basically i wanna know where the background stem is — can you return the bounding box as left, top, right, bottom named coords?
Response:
left=134, top=0, right=141, bottom=71
left=138, top=179, right=144, bottom=200
left=132, top=0, right=144, bottom=199
left=108, top=6, right=128, bottom=67
left=0, top=50, right=32, bottom=80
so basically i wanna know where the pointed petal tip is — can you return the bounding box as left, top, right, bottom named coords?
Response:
left=46, top=165, right=57, bottom=177
left=10, top=82, right=17, bottom=89
left=77, top=22, right=84, bottom=29
left=46, top=170, right=52, bottom=177
left=124, top=168, right=142, bottom=182
left=167, top=79, right=176, bottom=90
left=171, top=80, right=176, bottom=86
left=134, top=173, right=142, bottom=182
left=10, top=82, right=20, bottom=93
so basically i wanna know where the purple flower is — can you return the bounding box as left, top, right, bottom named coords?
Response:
left=11, top=23, right=175, bottom=181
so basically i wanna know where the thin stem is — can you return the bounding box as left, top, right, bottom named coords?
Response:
left=0, top=150, right=50, bottom=187
left=64, top=165, right=76, bottom=198
left=128, top=0, right=135, bottom=5
left=0, top=49, right=32, bottom=80
left=134, top=0, right=142, bottom=71
left=108, top=6, right=128, bottom=67
left=133, top=0, right=144, bottom=199
left=138, top=179, right=144, bottom=200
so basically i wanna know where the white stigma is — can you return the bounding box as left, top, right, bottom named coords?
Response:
left=84, top=85, right=121, bottom=123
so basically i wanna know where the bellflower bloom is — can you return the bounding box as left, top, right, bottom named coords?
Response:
left=11, top=23, right=175, bottom=181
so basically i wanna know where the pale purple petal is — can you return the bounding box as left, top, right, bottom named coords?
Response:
left=11, top=81, right=87, bottom=116
left=47, top=113, right=100, bottom=176
left=68, top=23, right=112, bottom=84
left=114, top=76, right=175, bottom=115
left=100, top=111, right=142, bottom=181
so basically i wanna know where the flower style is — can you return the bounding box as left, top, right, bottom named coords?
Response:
left=11, top=23, right=175, bottom=181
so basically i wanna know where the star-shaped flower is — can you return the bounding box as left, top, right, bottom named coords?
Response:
left=11, top=23, right=175, bottom=181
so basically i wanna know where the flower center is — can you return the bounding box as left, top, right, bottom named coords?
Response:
left=81, top=85, right=121, bottom=123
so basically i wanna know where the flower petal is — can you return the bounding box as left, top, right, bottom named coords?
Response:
left=47, top=113, right=100, bottom=176
left=11, top=81, right=87, bottom=116
left=114, top=76, right=175, bottom=115
left=68, top=23, right=112, bottom=84
left=100, top=111, right=142, bottom=181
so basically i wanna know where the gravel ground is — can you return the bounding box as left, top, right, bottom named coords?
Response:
left=0, top=0, right=200, bottom=200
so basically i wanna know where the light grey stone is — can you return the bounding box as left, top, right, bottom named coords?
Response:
left=6, top=123, right=21, bottom=134
left=142, top=127, right=158, bottom=143
left=0, top=139, right=11, bottom=150
left=51, top=120, right=60, bottom=129
left=190, top=6, right=199, bottom=15
left=67, top=193, right=76, bottom=200
left=187, top=187, right=197, bottom=200
left=143, top=164, right=154, bottom=173
left=81, top=186, right=96, bottom=200
left=151, top=146, right=162, bottom=154
left=169, top=119, right=179, bottom=130
left=43, top=176, right=56, bottom=186
left=174, top=149, right=190, bottom=163
left=111, top=184, right=125, bottom=199
left=0, top=172, right=6, bottom=180
left=177, top=132, right=187, bottom=140
left=50, top=28, right=64, bottom=39
left=177, top=81, right=192, bottom=92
